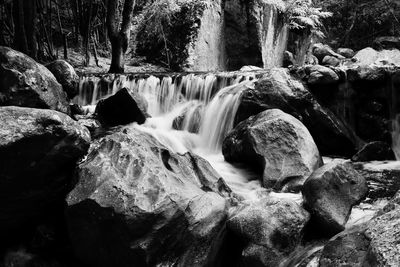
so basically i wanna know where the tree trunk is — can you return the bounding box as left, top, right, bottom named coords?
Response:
left=109, top=36, right=125, bottom=73
left=107, top=0, right=135, bottom=73
left=13, top=0, right=28, bottom=54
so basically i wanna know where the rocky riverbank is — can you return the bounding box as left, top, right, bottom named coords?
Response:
left=1, top=44, right=400, bottom=267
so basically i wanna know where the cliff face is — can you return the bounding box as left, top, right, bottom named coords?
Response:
left=184, top=0, right=227, bottom=71
left=224, top=0, right=288, bottom=70
left=136, top=0, right=294, bottom=71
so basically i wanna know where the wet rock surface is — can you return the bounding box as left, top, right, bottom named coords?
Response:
left=223, top=109, right=322, bottom=191
left=302, top=160, right=368, bottom=236
left=95, top=87, right=148, bottom=127
left=227, top=197, right=310, bottom=266
left=307, top=65, right=339, bottom=85
left=319, top=192, right=400, bottom=266
left=0, top=106, right=90, bottom=239
left=351, top=161, right=400, bottom=200
left=236, top=68, right=359, bottom=157
left=46, top=60, right=79, bottom=99
left=66, top=126, right=231, bottom=267
left=0, top=46, right=70, bottom=114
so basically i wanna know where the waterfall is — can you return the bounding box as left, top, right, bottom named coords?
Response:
left=76, top=72, right=263, bottom=200
left=76, top=73, right=256, bottom=152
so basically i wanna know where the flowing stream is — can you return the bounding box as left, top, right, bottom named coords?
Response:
left=77, top=72, right=385, bottom=266
left=77, top=72, right=274, bottom=200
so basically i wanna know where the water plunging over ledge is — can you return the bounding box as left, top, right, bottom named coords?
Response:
left=76, top=72, right=390, bottom=266
left=76, top=72, right=279, bottom=200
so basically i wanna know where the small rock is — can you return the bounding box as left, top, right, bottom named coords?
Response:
left=307, top=65, right=340, bottom=85
left=373, top=36, right=400, bottom=50
left=283, top=51, right=295, bottom=67
left=172, top=103, right=203, bottom=133
left=312, top=43, right=344, bottom=62
left=336, top=48, right=355, bottom=58
left=95, top=87, right=148, bottom=127
left=351, top=161, right=400, bottom=200
left=322, top=56, right=341, bottom=67
left=302, top=160, right=368, bottom=236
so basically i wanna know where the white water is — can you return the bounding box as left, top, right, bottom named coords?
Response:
left=77, top=73, right=274, bottom=200
left=77, top=73, right=391, bottom=266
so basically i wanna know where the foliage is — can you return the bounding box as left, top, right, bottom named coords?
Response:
left=262, top=0, right=331, bottom=37
left=136, top=0, right=207, bottom=70
left=284, top=0, right=332, bottom=38
left=319, top=0, right=400, bottom=49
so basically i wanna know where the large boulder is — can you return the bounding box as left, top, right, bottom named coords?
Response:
left=319, top=196, right=400, bottom=266
left=0, top=46, right=69, bottom=114
left=235, top=68, right=359, bottom=157
left=46, top=60, right=79, bottom=99
left=0, top=106, right=90, bottom=238
left=302, top=160, right=368, bottom=236
left=227, top=197, right=309, bottom=266
left=95, top=87, right=148, bottom=127
left=66, top=126, right=231, bottom=267
left=353, top=47, right=400, bottom=66
left=223, top=109, right=322, bottom=191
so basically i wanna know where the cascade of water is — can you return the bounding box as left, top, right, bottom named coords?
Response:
left=77, top=72, right=263, bottom=200
left=198, top=77, right=255, bottom=151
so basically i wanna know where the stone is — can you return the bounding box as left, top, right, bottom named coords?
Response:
left=353, top=47, right=400, bottom=66
left=351, top=141, right=395, bottom=162
left=318, top=224, right=370, bottom=267
left=227, top=197, right=310, bottom=266
left=172, top=103, right=203, bottom=133
left=312, top=43, right=344, bottom=62
left=283, top=51, right=295, bottom=67
left=319, top=204, right=400, bottom=266
left=322, top=56, right=341, bottom=67
left=351, top=161, right=400, bottom=200
left=235, top=68, right=359, bottom=157
left=46, top=60, right=79, bottom=99
left=336, top=48, right=355, bottom=58
left=302, top=160, right=368, bottom=236
left=95, top=87, right=148, bottom=127
left=347, top=65, right=387, bottom=82
left=0, top=46, right=69, bottom=114
left=66, top=126, right=231, bottom=267
left=223, top=109, right=322, bottom=191
left=0, top=106, right=90, bottom=238
left=373, top=36, right=400, bottom=50
left=307, top=65, right=340, bottom=85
